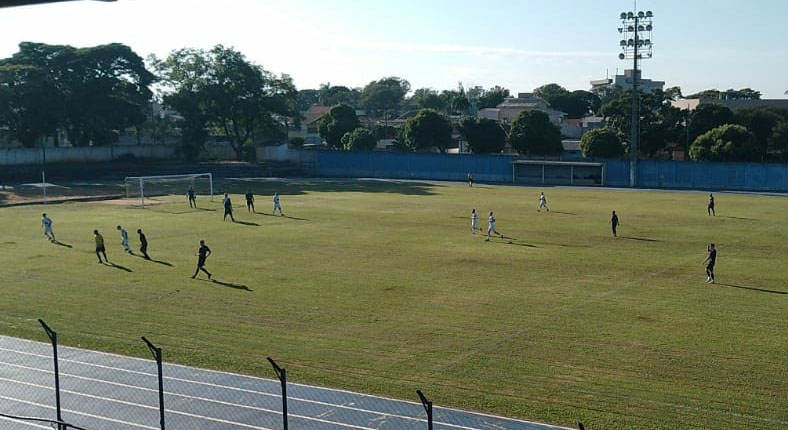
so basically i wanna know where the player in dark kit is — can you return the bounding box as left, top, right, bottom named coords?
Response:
left=137, top=229, right=150, bottom=260
left=188, top=187, right=197, bottom=208
left=467, top=172, right=473, bottom=187
left=191, top=240, right=212, bottom=279
left=222, top=193, right=235, bottom=222
left=707, top=193, right=715, bottom=216
left=703, top=243, right=717, bottom=283
left=610, top=211, right=620, bottom=237
left=245, top=190, right=255, bottom=213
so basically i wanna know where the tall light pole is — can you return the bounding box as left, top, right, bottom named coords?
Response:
left=618, top=10, right=653, bottom=187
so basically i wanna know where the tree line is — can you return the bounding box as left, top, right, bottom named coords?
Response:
left=1, top=41, right=786, bottom=162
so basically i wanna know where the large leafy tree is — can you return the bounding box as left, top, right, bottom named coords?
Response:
left=0, top=42, right=154, bottom=147
left=533, top=83, right=568, bottom=103
left=599, top=89, right=683, bottom=157
left=340, top=127, right=377, bottom=151
left=317, top=104, right=359, bottom=149
left=509, top=110, right=562, bottom=156
left=533, top=83, right=600, bottom=118
left=360, top=77, right=410, bottom=120
left=579, top=128, right=624, bottom=158
left=457, top=116, right=505, bottom=154
left=296, top=89, right=319, bottom=112
left=440, top=83, right=470, bottom=116
left=477, top=85, right=509, bottom=109
left=687, top=88, right=761, bottom=100
left=687, top=103, right=734, bottom=144
left=153, top=45, right=296, bottom=160
left=689, top=124, right=760, bottom=162
left=410, top=88, right=447, bottom=111
left=734, top=107, right=786, bottom=161
left=767, top=121, right=788, bottom=161
left=402, top=109, right=453, bottom=152
left=317, top=83, right=360, bottom=107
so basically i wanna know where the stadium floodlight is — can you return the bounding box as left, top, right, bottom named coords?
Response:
left=618, top=9, right=654, bottom=188
left=125, top=173, right=213, bottom=208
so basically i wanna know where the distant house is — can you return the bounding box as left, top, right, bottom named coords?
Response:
left=480, top=93, right=567, bottom=126
left=672, top=98, right=788, bottom=112
left=591, top=69, right=664, bottom=93
left=292, top=105, right=331, bottom=146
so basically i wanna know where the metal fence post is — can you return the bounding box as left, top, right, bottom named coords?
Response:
left=267, top=357, right=288, bottom=430
left=142, top=337, right=165, bottom=430
left=416, top=390, right=433, bottom=430
left=38, top=319, right=63, bottom=430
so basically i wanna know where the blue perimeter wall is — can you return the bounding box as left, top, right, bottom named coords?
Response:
left=314, top=151, right=788, bottom=192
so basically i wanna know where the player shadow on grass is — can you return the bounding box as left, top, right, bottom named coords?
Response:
left=256, top=213, right=308, bottom=221
left=103, top=262, right=132, bottom=272
left=719, top=215, right=757, bottom=220
left=620, top=236, right=660, bottom=242
left=51, top=240, right=72, bottom=248
left=717, top=283, right=788, bottom=295
left=133, top=254, right=172, bottom=267
left=550, top=211, right=577, bottom=215
left=198, top=278, right=251, bottom=291
left=233, top=220, right=260, bottom=226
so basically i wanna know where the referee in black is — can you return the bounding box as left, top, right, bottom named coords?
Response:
left=703, top=243, right=717, bottom=283
left=137, top=229, right=150, bottom=260
left=191, top=240, right=212, bottom=279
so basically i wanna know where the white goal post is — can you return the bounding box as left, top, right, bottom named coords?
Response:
left=124, top=173, right=213, bottom=208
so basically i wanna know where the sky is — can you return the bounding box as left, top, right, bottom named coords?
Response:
left=0, top=0, right=786, bottom=98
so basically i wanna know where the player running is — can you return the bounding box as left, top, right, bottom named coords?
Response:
left=222, top=193, right=235, bottom=222
left=191, top=240, right=212, bottom=279
left=187, top=186, right=197, bottom=208
left=117, top=225, right=132, bottom=253
left=538, top=192, right=549, bottom=212
left=137, top=229, right=150, bottom=260
left=485, top=211, right=505, bottom=242
left=94, top=229, right=108, bottom=263
left=245, top=190, right=255, bottom=213
left=272, top=192, right=283, bottom=216
left=703, top=243, right=717, bottom=283
left=611, top=211, right=620, bottom=237
left=471, top=208, right=481, bottom=234
left=41, top=213, right=55, bottom=242
left=707, top=193, right=715, bottom=216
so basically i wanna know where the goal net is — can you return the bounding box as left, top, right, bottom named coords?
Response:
left=124, top=173, right=213, bottom=207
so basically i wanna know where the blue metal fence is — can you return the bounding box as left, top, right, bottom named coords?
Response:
left=313, top=150, right=788, bottom=192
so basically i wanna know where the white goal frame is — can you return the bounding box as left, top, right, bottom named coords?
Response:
left=124, top=173, right=213, bottom=208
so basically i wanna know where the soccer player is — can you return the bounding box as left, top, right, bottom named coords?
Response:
left=245, top=189, right=255, bottom=213
left=137, top=229, right=150, bottom=260
left=191, top=240, right=212, bottom=279
left=485, top=211, right=505, bottom=242
left=222, top=193, right=235, bottom=222
left=610, top=211, right=620, bottom=237
left=538, top=192, right=549, bottom=212
left=703, top=243, right=717, bottom=283
left=273, top=192, right=283, bottom=216
left=41, top=213, right=55, bottom=242
left=467, top=172, right=473, bottom=187
left=471, top=208, right=481, bottom=234
left=707, top=193, right=715, bottom=216
left=187, top=186, right=197, bottom=208
left=117, top=225, right=132, bottom=254
left=94, top=229, right=108, bottom=263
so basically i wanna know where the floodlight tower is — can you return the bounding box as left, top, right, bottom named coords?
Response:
left=618, top=10, right=653, bottom=187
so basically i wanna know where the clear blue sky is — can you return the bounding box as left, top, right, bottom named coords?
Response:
left=1, top=0, right=786, bottom=97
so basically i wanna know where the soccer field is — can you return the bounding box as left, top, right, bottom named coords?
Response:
left=1, top=180, right=786, bottom=430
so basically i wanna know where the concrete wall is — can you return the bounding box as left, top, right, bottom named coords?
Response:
left=0, top=145, right=177, bottom=166
left=256, top=144, right=318, bottom=164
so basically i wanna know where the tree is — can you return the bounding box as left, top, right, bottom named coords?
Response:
left=360, top=77, right=410, bottom=120
left=296, top=89, right=319, bottom=112
left=153, top=45, right=296, bottom=160
left=340, top=127, right=377, bottom=151
left=477, top=85, right=510, bottom=109
left=402, top=109, right=453, bottom=152
left=533, top=83, right=569, bottom=103
left=689, top=124, right=760, bottom=162
left=591, top=84, right=624, bottom=107
left=687, top=103, right=734, bottom=144
left=664, top=86, right=683, bottom=100
left=509, top=110, right=563, bottom=156
left=600, top=89, right=684, bottom=157
left=687, top=88, right=761, bottom=100
left=317, top=104, right=359, bottom=148
left=457, top=117, right=505, bottom=154
left=411, top=88, right=447, bottom=111
left=533, top=84, right=600, bottom=118
left=767, top=121, right=788, bottom=161
left=579, top=128, right=624, bottom=158
left=734, top=107, right=785, bottom=161
left=440, top=83, right=470, bottom=116
left=317, top=83, right=360, bottom=107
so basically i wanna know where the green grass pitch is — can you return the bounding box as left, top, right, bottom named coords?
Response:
left=1, top=180, right=786, bottom=430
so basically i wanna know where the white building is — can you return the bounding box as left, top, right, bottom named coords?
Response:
left=591, top=69, right=664, bottom=93
left=479, top=93, right=566, bottom=126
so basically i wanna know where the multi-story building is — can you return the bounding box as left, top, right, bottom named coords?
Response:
left=590, top=69, right=664, bottom=93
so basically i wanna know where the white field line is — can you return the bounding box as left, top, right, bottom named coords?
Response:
left=0, top=394, right=157, bottom=429
left=0, top=346, right=527, bottom=430
left=0, top=415, right=51, bottom=430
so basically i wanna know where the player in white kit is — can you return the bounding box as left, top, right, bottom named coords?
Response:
left=538, top=192, right=549, bottom=212
left=485, top=211, right=505, bottom=242
left=41, top=213, right=55, bottom=242
left=117, top=225, right=132, bottom=253
left=471, top=209, right=481, bottom=233
left=273, top=192, right=284, bottom=216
